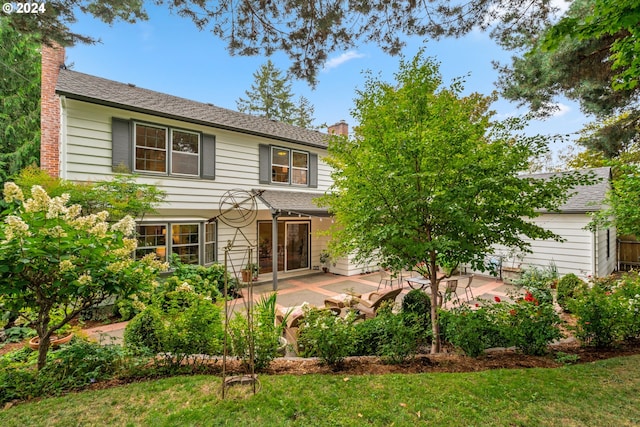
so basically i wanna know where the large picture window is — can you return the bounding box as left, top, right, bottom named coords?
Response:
left=135, top=222, right=216, bottom=266
left=134, top=123, right=200, bottom=177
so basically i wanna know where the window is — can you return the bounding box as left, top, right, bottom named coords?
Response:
left=172, top=224, right=199, bottom=264
left=292, top=151, right=309, bottom=185
left=204, top=222, right=216, bottom=264
left=172, top=130, right=199, bottom=176
left=135, top=124, right=167, bottom=173
left=270, top=147, right=308, bottom=184
left=136, top=224, right=167, bottom=261
left=271, top=147, right=290, bottom=183
left=133, top=123, right=201, bottom=177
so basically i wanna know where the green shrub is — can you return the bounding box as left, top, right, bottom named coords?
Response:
left=503, top=298, right=563, bottom=355
left=401, top=289, right=432, bottom=333
left=124, top=306, right=165, bottom=355
left=124, top=286, right=224, bottom=364
left=227, top=293, right=286, bottom=372
left=556, top=274, right=586, bottom=312
left=439, top=305, right=508, bottom=357
left=570, top=285, right=627, bottom=347
left=352, top=305, right=424, bottom=363
left=513, top=266, right=556, bottom=305
left=298, top=307, right=355, bottom=367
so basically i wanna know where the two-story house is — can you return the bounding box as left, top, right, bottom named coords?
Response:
left=40, top=44, right=358, bottom=286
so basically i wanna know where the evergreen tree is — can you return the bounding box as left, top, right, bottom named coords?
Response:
left=237, top=61, right=315, bottom=128
left=0, top=18, right=41, bottom=184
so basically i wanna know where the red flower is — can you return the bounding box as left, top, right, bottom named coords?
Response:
left=475, top=303, right=479, bottom=307
left=509, top=309, right=517, bottom=316
left=494, top=296, right=501, bottom=303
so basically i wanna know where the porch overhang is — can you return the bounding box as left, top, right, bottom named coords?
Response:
left=253, top=189, right=331, bottom=217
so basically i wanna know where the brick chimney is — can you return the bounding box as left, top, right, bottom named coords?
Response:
left=40, top=43, right=65, bottom=177
left=328, top=120, right=348, bottom=136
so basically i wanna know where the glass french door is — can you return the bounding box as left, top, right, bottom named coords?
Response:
left=258, top=221, right=309, bottom=273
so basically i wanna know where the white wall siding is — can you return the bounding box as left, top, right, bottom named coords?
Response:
left=62, top=100, right=333, bottom=204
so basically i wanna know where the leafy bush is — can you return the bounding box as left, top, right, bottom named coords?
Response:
left=439, top=305, right=508, bottom=357
left=227, top=293, right=286, bottom=371
left=556, top=274, right=586, bottom=312
left=124, top=285, right=224, bottom=367
left=570, top=285, right=626, bottom=347
left=513, top=266, right=557, bottom=306
left=0, top=338, right=143, bottom=404
left=401, top=289, right=432, bottom=333
left=352, top=304, right=425, bottom=363
left=170, top=254, right=237, bottom=298
left=298, top=307, right=356, bottom=367
left=502, top=296, right=563, bottom=355
left=123, top=306, right=166, bottom=354
left=569, top=275, right=640, bottom=347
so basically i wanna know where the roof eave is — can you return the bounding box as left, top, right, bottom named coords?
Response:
left=57, top=91, right=330, bottom=150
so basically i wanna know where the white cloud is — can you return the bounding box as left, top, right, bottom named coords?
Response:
left=551, top=103, right=571, bottom=117
left=323, top=51, right=366, bottom=71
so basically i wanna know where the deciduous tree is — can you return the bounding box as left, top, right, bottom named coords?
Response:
left=320, top=52, right=593, bottom=353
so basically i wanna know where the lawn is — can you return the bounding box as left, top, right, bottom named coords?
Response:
left=2, top=355, right=639, bottom=426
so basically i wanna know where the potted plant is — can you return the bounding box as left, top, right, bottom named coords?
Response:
left=242, top=263, right=259, bottom=282
left=319, top=250, right=331, bottom=273
left=28, top=323, right=73, bottom=350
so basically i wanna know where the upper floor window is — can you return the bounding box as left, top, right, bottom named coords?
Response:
left=270, top=147, right=309, bottom=185
left=134, top=123, right=200, bottom=177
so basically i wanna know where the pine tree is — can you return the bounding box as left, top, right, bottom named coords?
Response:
left=236, top=61, right=315, bottom=128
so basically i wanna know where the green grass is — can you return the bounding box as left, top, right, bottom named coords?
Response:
left=2, top=355, right=640, bottom=426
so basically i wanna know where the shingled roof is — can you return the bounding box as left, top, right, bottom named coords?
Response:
left=255, top=189, right=330, bottom=217
left=56, top=69, right=329, bottom=148
left=530, top=166, right=612, bottom=213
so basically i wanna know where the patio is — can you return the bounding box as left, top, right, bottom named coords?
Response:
left=230, top=271, right=516, bottom=313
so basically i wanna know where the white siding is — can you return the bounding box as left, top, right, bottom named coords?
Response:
left=61, top=99, right=335, bottom=274
left=508, top=214, right=596, bottom=279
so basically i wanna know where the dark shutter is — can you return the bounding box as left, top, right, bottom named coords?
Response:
left=309, top=153, right=318, bottom=188
left=201, top=134, right=216, bottom=180
left=112, top=118, right=132, bottom=171
left=259, top=144, right=270, bottom=184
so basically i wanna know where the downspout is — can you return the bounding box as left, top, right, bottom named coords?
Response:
left=591, top=230, right=597, bottom=277
left=271, top=208, right=281, bottom=291
left=59, top=95, right=67, bottom=179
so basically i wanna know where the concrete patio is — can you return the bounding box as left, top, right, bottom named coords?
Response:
left=86, top=271, right=518, bottom=344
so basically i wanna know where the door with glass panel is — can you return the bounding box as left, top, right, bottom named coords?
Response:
left=258, top=221, right=309, bottom=273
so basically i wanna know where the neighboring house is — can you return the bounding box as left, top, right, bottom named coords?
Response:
left=494, top=167, right=616, bottom=279
left=40, top=45, right=353, bottom=285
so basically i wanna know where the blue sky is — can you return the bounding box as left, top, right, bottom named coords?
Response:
left=66, top=3, right=588, bottom=149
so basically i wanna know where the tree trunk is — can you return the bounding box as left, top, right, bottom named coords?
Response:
left=429, top=257, right=441, bottom=354
left=37, top=332, right=52, bottom=371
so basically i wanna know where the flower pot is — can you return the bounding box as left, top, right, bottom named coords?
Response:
left=241, top=269, right=252, bottom=283
left=28, top=333, right=73, bottom=350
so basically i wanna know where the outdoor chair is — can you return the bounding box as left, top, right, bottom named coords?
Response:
left=438, top=279, right=460, bottom=307
left=378, top=268, right=401, bottom=290
left=354, top=287, right=403, bottom=319
left=463, top=274, right=475, bottom=302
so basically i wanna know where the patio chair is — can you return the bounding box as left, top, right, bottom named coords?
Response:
left=378, top=268, right=401, bottom=290
left=463, top=274, right=475, bottom=302
left=355, top=287, right=403, bottom=319
left=438, top=279, right=460, bottom=307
